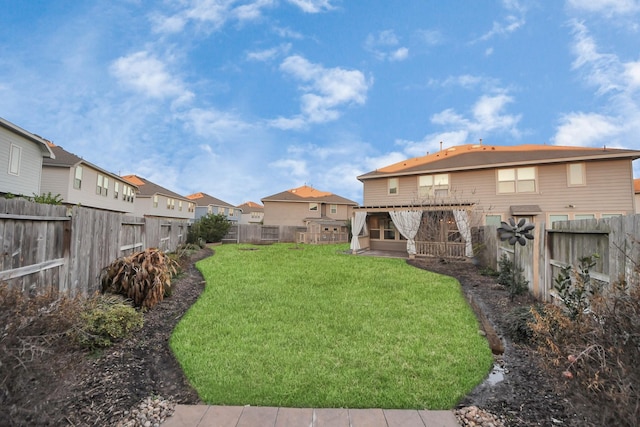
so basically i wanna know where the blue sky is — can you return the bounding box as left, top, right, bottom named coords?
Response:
left=2, top=1, right=640, bottom=205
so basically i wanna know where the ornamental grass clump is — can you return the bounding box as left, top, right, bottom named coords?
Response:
left=100, top=248, right=178, bottom=309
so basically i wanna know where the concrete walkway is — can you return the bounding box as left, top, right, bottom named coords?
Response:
left=163, top=405, right=459, bottom=427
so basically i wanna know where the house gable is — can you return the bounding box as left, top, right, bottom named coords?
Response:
left=261, top=185, right=357, bottom=226
left=0, top=118, right=54, bottom=196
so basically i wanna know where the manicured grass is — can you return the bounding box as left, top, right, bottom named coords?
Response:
left=170, top=243, right=493, bottom=409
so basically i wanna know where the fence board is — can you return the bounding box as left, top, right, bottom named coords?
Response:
left=480, top=214, right=640, bottom=301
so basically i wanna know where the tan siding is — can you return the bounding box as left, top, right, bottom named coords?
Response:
left=362, top=159, right=636, bottom=226
left=263, top=201, right=313, bottom=226
left=263, top=201, right=353, bottom=226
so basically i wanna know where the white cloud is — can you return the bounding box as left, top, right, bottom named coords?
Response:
left=273, top=55, right=371, bottom=126
left=183, top=107, right=253, bottom=141
left=429, top=93, right=521, bottom=140
left=110, top=51, right=194, bottom=103
left=151, top=0, right=276, bottom=34
left=553, top=20, right=640, bottom=149
left=567, top=0, right=640, bottom=16
left=414, top=29, right=443, bottom=46
left=570, top=21, right=622, bottom=94
left=477, top=15, right=525, bottom=42
left=365, top=30, right=409, bottom=61
left=269, top=158, right=308, bottom=177
left=285, top=0, right=336, bottom=13
left=553, top=112, right=620, bottom=146
left=390, top=47, right=409, bottom=61
left=396, top=131, right=470, bottom=158
left=624, top=60, right=640, bottom=89
left=246, top=43, right=291, bottom=61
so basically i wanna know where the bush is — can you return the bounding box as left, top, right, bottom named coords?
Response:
left=187, top=213, right=231, bottom=244
left=72, top=294, right=143, bottom=350
left=504, top=304, right=543, bottom=343
left=100, top=248, right=179, bottom=309
left=497, top=253, right=528, bottom=299
left=30, top=192, right=63, bottom=205
left=0, top=285, right=82, bottom=417
left=530, top=269, right=640, bottom=425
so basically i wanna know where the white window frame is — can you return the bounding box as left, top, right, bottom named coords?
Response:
left=330, top=204, right=337, bottom=214
left=8, top=144, right=21, bottom=176
left=309, top=203, right=318, bottom=211
left=153, top=195, right=159, bottom=208
left=74, top=166, right=83, bottom=189
left=388, top=178, right=399, bottom=195
left=114, top=182, right=119, bottom=199
left=567, top=163, right=586, bottom=186
left=498, top=167, right=536, bottom=194
left=96, top=174, right=104, bottom=195
left=418, top=174, right=449, bottom=198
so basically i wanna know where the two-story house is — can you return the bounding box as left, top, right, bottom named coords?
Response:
left=237, top=201, right=264, bottom=224
left=41, top=144, right=137, bottom=213
left=185, top=192, right=239, bottom=222
left=261, top=185, right=358, bottom=243
left=0, top=117, right=54, bottom=197
left=353, top=143, right=640, bottom=258
left=122, top=175, right=195, bottom=221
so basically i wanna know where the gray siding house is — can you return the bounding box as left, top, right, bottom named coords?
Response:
left=122, top=175, right=195, bottom=221
left=186, top=192, right=240, bottom=222
left=41, top=144, right=137, bottom=213
left=0, top=117, right=54, bottom=197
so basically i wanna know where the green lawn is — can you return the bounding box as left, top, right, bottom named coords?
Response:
left=170, top=243, right=493, bottom=409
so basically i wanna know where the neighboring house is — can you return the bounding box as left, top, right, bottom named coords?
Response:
left=122, top=175, right=195, bottom=221
left=41, top=143, right=137, bottom=213
left=185, top=192, right=239, bottom=222
left=261, top=185, right=358, bottom=228
left=354, top=143, right=640, bottom=258
left=0, top=117, right=54, bottom=197
left=635, top=179, right=640, bottom=214
left=237, top=201, right=264, bottom=224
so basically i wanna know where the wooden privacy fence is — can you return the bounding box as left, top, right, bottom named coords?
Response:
left=478, top=215, right=640, bottom=301
left=0, top=199, right=190, bottom=296
left=223, top=224, right=307, bottom=244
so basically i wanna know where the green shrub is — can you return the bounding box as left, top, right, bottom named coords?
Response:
left=30, top=192, right=63, bottom=205
left=497, top=253, right=528, bottom=299
left=73, top=294, right=143, bottom=350
left=187, top=213, right=231, bottom=244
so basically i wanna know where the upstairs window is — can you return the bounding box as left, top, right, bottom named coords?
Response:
left=74, top=166, right=83, bottom=189
left=418, top=174, right=449, bottom=198
left=330, top=204, right=337, bottom=214
left=8, top=144, right=21, bottom=176
left=229, top=208, right=234, bottom=216
left=498, top=167, right=536, bottom=193
left=188, top=203, right=194, bottom=213
left=96, top=174, right=108, bottom=196
left=178, top=201, right=183, bottom=211
left=568, top=163, right=585, bottom=186
left=114, top=182, right=119, bottom=199
left=388, top=178, right=398, bottom=195
left=153, top=195, right=159, bottom=208
left=309, top=203, right=318, bottom=211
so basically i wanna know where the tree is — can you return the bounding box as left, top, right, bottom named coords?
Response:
left=188, top=214, right=231, bottom=244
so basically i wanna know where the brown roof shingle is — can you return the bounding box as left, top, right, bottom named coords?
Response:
left=358, top=143, right=640, bottom=180
left=261, top=185, right=358, bottom=205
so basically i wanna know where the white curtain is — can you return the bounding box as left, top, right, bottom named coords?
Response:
left=453, top=209, right=474, bottom=258
left=389, top=210, right=423, bottom=255
left=350, top=211, right=367, bottom=252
